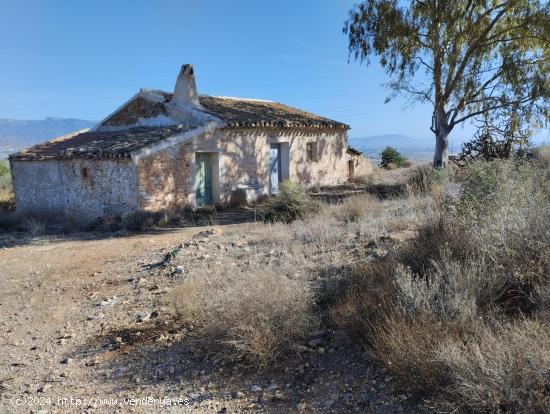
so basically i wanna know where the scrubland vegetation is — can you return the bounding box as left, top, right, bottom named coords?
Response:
left=166, top=157, right=549, bottom=413
left=0, top=160, right=12, bottom=209
left=1, top=151, right=549, bottom=412
left=332, top=160, right=550, bottom=413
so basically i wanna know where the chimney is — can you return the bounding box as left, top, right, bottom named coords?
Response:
left=172, top=64, right=200, bottom=108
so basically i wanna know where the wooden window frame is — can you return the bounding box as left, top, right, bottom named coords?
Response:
left=306, top=142, right=318, bottom=162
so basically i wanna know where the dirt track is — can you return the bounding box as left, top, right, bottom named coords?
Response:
left=0, top=221, right=416, bottom=413
left=0, top=228, right=204, bottom=413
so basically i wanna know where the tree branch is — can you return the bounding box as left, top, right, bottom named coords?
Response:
left=451, top=97, right=532, bottom=126
left=443, top=3, right=509, bottom=101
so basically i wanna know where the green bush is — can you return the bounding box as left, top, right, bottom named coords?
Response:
left=0, top=160, right=9, bottom=177
left=260, top=181, right=319, bottom=223
left=380, top=146, right=407, bottom=168
left=0, top=160, right=13, bottom=210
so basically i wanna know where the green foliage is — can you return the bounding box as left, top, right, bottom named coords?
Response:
left=344, top=1, right=550, bottom=167
left=380, top=146, right=406, bottom=168
left=0, top=160, right=13, bottom=211
left=455, top=160, right=549, bottom=223
left=0, top=160, right=9, bottom=177
left=260, top=181, right=319, bottom=223
left=453, top=160, right=550, bottom=285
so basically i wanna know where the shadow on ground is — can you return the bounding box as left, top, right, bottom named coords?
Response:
left=0, top=208, right=259, bottom=249
left=68, top=315, right=405, bottom=413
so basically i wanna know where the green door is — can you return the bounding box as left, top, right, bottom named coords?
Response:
left=195, top=153, right=213, bottom=207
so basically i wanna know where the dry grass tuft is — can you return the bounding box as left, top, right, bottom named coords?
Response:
left=170, top=269, right=318, bottom=367
left=435, top=319, right=550, bottom=413
left=332, top=194, right=379, bottom=223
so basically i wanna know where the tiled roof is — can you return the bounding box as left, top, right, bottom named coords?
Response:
left=198, top=96, right=349, bottom=129
left=101, top=93, right=349, bottom=130
left=9, top=124, right=196, bottom=161
left=11, top=92, right=349, bottom=161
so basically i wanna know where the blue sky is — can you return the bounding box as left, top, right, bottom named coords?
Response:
left=0, top=0, right=542, bottom=144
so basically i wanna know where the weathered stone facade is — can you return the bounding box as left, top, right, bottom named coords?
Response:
left=10, top=158, right=138, bottom=221
left=135, top=127, right=357, bottom=211
left=9, top=64, right=373, bottom=222
left=10, top=125, right=372, bottom=220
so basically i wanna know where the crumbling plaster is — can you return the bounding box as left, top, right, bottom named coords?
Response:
left=10, top=158, right=139, bottom=222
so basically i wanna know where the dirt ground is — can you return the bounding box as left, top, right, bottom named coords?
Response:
left=0, top=218, right=420, bottom=414
left=0, top=166, right=426, bottom=414
left=0, top=228, right=203, bottom=413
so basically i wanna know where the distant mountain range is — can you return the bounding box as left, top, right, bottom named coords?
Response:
left=349, top=134, right=471, bottom=161
left=0, top=117, right=97, bottom=158
left=351, top=134, right=432, bottom=146
left=349, top=134, right=436, bottom=161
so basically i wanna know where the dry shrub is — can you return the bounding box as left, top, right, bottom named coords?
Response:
left=330, top=159, right=550, bottom=412
left=119, top=206, right=218, bottom=231
left=456, top=160, right=550, bottom=285
left=435, top=319, right=550, bottom=413
left=367, top=312, right=459, bottom=392
left=330, top=260, right=469, bottom=392
left=260, top=181, right=319, bottom=223
left=0, top=213, right=48, bottom=235
left=398, top=215, right=476, bottom=275
left=23, top=216, right=46, bottom=236
left=329, top=261, right=398, bottom=338
left=533, top=144, right=550, bottom=168
left=406, top=163, right=451, bottom=195
left=332, top=194, right=379, bottom=223
left=170, top=269, right=317, bottom=367
left=394, top=254, right=501, bottom=322
left=349, top=173, right=376, bottom=187
left=121, top=210, right=167, bottom=231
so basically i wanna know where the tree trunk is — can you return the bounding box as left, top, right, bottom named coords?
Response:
left=432, top=107, right=449, bottom=168
left=433, top=129, right=449, bottom=168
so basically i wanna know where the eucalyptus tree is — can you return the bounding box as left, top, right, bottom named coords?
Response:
left=344, top=0, right=550, bottom=167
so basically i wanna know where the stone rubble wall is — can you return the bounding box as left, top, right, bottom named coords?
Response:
left=136, top=127, right=355, bottom=210
left=10, top=158, right=139, bottom=222
left=10, top=127, right=372, bottom=220
left=349, top=154, right=374, bottom=178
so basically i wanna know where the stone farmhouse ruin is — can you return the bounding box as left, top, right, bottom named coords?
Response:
left=9, top=64, right=372, bottom=222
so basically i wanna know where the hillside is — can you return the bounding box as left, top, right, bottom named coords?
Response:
left=0, top=118, right=96, bottom=158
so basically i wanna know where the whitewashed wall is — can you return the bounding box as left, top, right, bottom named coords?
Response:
left=10, top=158, right=139, bottom=222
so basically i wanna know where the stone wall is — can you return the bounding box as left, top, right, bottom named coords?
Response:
left=10, top=158, right=138, bottom=222
left=10, top=126, right=370, bottom=221
left=348, top=154, right=374, bottom=179
left=220, top=127, right=351, bottom=193
left=135, top=127, right=354, bottom=210
left=134, top=138, right=196, bottom=211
